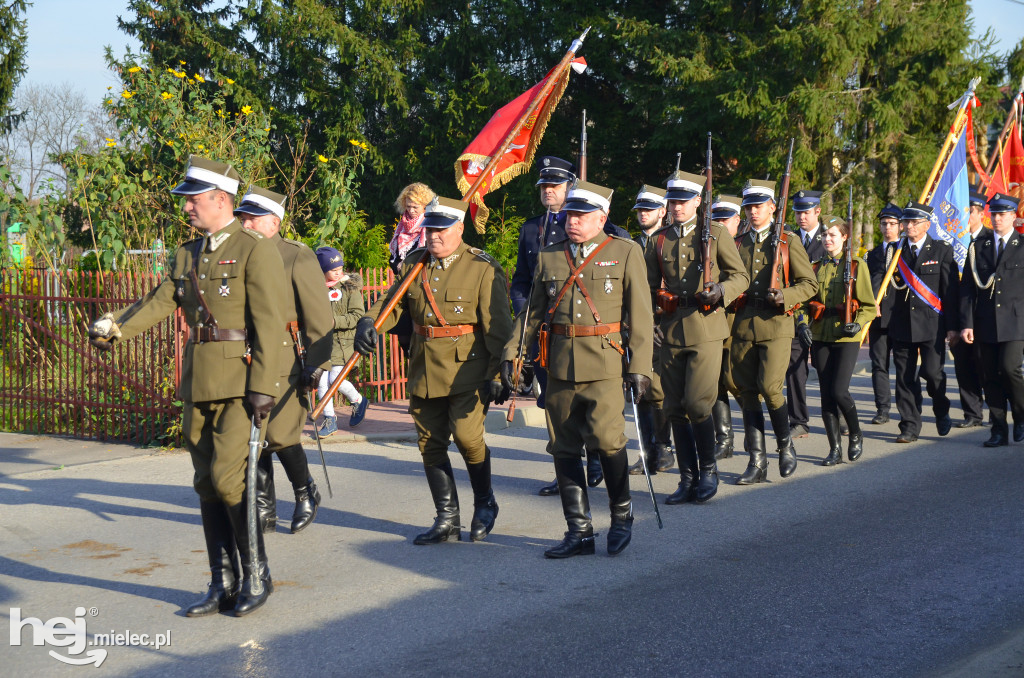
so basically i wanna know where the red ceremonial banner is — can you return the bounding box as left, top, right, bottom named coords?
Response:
left=454, top=57, right=586, bottom=231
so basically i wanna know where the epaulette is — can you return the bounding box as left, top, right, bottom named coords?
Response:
left=468, top=246, right=497, bottom=263
left=240, top=228, right=264, bottom=240
left=281, top=237, right=308, bottom=249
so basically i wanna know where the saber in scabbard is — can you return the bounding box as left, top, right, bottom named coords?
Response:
left=629, top=387, right=663, bottom=529
left=289, top=324, right=333, bottom=498
left=246, top=420, right=266, bottom=596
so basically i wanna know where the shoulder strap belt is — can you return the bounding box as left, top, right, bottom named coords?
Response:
left=420, top=262, right=451, bottom=327
left=546, top=237, right=614, bottom=325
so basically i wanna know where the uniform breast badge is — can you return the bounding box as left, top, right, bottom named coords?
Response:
left=604, top=279, right=613, bottom=294
left=219, top=282, right=231, bottom=296
left=548, top=282, right=557, bottom=298
left=453, top=305, right=464, bottom=314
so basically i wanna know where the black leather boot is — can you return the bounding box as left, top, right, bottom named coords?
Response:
left=769, top=404, right=798, bottom=478
left=712, top=398, right=734, bottom=460
left=602, top=447, right=633, bottom=555
left=985, top=411, right=1010, bottom=447
left=654, top=407, right=675, bottom=471
left=225, top=500, right=273, bottom=617
left=545, top=456, right=595, bottom=558
left=585, top=448, right=604, bottom=487
left=275, top=445, right=320, bottom=533
left=414, top=461, right=461, bottom=544
left=736, top=410, right=768, bottom=485
left=693, top=415, right=719, bottom=503
left=666, top=420, right=698, bottom=504
left=821, top=412, right=843, bottom=466
left=842, top=405, right=863, bottom=462
left=256, top=453, right=277, bottom=533
left=466, top=449, right=499, bottom=542
left=186, top=501, right=241, bottom=617
left=629, top=401, right=659, bottom=475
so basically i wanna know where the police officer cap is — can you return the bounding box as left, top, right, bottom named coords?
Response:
left=877, top=203, right=902, bottom=221
left=901, top=200, right=934, bottom=220
left=968, top=186, right=987, bottom=208
left=562, top=180, right=613, bottom=214
left=171, top=155, right=240, bottom=196
left=711, top=194, right=742, bottom=220
left=316, top=246, right=344, bottom=272
left=421, top=196, right=470, bottom=228
left=741, top=179, right=776, bottom=206
left=665, top=170, right=704, bottom=201
left=988, top=192, right=1021, bottom=214
left=234, top=185, right=287, bottom=219
left=535, top=156, right=576, bottom=186
left=792, top=190, right=823, bottom=212
left=632, top=185, right=667, bottom=210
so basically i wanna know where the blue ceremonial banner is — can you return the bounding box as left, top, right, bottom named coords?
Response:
left=926, top=132, right=970, bottom=271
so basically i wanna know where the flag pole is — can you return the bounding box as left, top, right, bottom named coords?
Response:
left=311, top=28, right=592, bottom=421
left=862, top=77, right=980, bottom=347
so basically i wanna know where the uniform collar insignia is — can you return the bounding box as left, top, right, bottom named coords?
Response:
left=431, top=252, right=459, bottom=270
left=676, top=218, right=698, bottom=238
left=207, top=230, right=233, bottom=252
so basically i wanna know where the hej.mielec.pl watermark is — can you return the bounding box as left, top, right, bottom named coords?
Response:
left=9, top=606, right=171, bottom=667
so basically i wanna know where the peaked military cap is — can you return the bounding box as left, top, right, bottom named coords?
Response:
left=171, top=155, right=241, bottom=196
left=316, top=246, right=344, bottom=272
left=421, top=196, right=470, bottom=228
left=821, top=214, right=846, bottom=229
left=535, top=156, right=576, bottom=185
left=563, top=180, right=613, bottom=214
left=792, top=189, right=823, bottom=212
left=741, top=179, right=776, bottom=206
left=968, top=186, right=987, bottom=208
left=234, top=185, right=287, bottom=219
left=711, top=194, right=742, bottom=220
left=988, top=192, right=1021, bottom=214
left=633, top=184, right=668, bottom=210
left=901, top=200, right=934, bottom=221
left=878, top=203, right=903, bottom=221
left=665, top=170, right=704, bottom=201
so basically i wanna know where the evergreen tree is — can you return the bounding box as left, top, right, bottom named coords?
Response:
left=0, top=0, right=29, bottom=134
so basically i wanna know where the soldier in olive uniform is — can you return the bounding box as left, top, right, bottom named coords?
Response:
left=710, top=195, right=744, bottom=460
left=235, top=186, right=334, bottom=535
left=501, top=181, right=653, bottom=558
left=353, top=197, right=513, bottom=544
left=787, top=190, right=826, bottom=438
left=88, top=156, right=287, bottom=617
left=628, top=184, right=675, bottom=476
left=960, top=192, right=1024, bottom=447
left=729, top=179, right=818, bottom=484
left=645, top=172, right=748, bottom=505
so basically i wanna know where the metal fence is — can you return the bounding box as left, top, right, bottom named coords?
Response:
left=0, top=267, right=408, bottom=445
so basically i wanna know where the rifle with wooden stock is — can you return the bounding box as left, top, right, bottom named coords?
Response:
left=769, top=138, right=796, bottom=314
left=699, top=132, right=714, bottom=312
left=842, top=185, right=859, bottom=332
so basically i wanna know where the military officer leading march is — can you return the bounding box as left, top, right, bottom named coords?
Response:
left=87, top=156, right=287, bottom=617
left=501, top=180, right=653, bottom=558
left=353, top=197, right=513, bottom=544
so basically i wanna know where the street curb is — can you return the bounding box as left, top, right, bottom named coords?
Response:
left=304, top=404, right=544, bottom=445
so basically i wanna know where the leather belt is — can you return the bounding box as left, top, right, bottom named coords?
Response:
left=551, top=322, right=621, bottom=337
left=413, top=322, right=477, bottom=339
left=190, top=326, right=248, bottom=344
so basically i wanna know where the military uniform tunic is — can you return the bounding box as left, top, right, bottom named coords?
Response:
left=114, top=219, right=287, bottom=505
left=644, top=218, right=749, bottom=422
left=371, top=242, right=513, bottom=465
left=960, top=229, right=1024, bottom=423
left=262, top=234, right=335, bottom=451
left=730, top=225, right=818, bottom=411
left=504, top=233, right=653, bottom=458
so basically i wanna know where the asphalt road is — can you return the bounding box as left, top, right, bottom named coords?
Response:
left=2, top=371, right=1023, bottom=677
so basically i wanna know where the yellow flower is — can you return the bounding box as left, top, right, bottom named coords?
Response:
left=105, top=138, right=117, bottom=148
left=106, top=99, right=113, bottom=105
left=178, top=60, right=186, bottom=65
left=317, top=154, right=328, bottom=163
left=217, top=109, right=225, bottom=118
left=186, top=78, right=195, bottom=85
left=128, top=66, right=142, bottom=73
left=121, top=90, right=134, bottom=99
left=241, top=105, right=253, bottom=115
left=160, top=91, right=173, bottom=100
left=225, top=78, right=235, bottom=85
left=172, top=70, right=185, bottom=79
left=197, top=143, right=205, bottom=150
left=360, top=142, right=369, bottom=150
left=165, top=140, right=174, bottom=147
left=348, top=139, right=361, bottom=147
left=166, top=68, right=176, bottom=75
left=106, top=86, right=112, bottom=90
left=194, top=74, right=205, bottom=83
left=264, top=127, right=270, bottom=132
